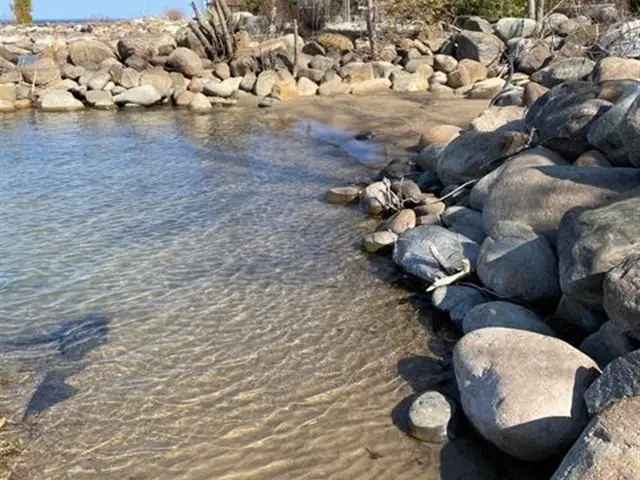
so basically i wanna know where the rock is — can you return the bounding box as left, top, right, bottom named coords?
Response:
left=433, top=54, right=457, bottom=73
left=598, top=20, right=640, bottom=58
left=318, top=78, right=351, bottom=96
left=487, top=165, right=640, bottom=245
left=326, top=186, right=361, bottom=204
left=467, top=78, right=505, bottom=100
left=454, top=328, right=600, bottom=461
left=87, top=70, right=110, bottom=90
left=20, top=57, right=60, bottom=86
left=580, top=322, right=638, bottom=369
left=393, top=226, right=480, bottom=284
left=110, top=65, right=140, bottom=89
left=68, top=39, right=115, bottom=66
left=584, top=350, right=640, bottom=416
left=39, top=90, right=84, bottom=112
left=526, top=82, right=610, bottom=159
left=0, top=82, right=16, bottom=102
left=593, top=57, right=640, bottom=82
left=117, top=34, right=176, bottom=61
left=317, top=33, right=354, bottom=53
left=553, top=295, right=607, bottom=336
left=531, top=58, right=596, bottom=88
left=574, top=150, right=611, bottom=167
left=310, top=55, right=335, bottom=71
left=166, top=48, right=202, bottom=77
left=604, top=254, right=640, bottom=340
left=239, top=72, right=257, bottom=92
left=470, top=105, right=525, bottom=132
left=455, top=31, right=505, bottom=66
left=297, top=77, right=318, bottom=96
left=513, top=38, right=552, bottom=75
left=340, top=62, right=374, bottom=83
left=408, top=391, right=456, bottom=443
left=441, top=206, right=485, bottom=244
left=382, top=209, right=416, bottom=235
left=189, top=92, right=212, bottom=113
left=229, top=55, right=258, bottom=77
left=363, top=231, right=398, bottom=253
left=140, top=68, right=173, bottom=97
left=418, top=125, right=461, bottom=149
left=432, top=286, right=489, bottom=328
left=361, top=181, right=388, bottom=215
left=546, top=13, right=570, bottom=35
left=350, top=78, right=391, bottom=95
left=478, top=221, right=560, bottom=302
left=204, top=77, right=242, bottom=98
left=85, top=90, right=114, bottom=109
left=254, top=70, right=278, bottom=97
left=113, top=85, right=162, bottom=106
left=463, top=301, right=555, bottom=336
left=405, top=58, right=434, bottom=75
left=447, top=59, right=488, bottom=88
left=390, top=71, right=429, bottom=92
left=174, top=89, right=194, bottom=107
left=213, top=62, right=231, bottom=80
left=494, top=18, right=539, bottom=41
left=558, top=189, right=640, bottom=305
left=0, top=99, right=15, bottom=112
left=271, top=70, right=300, bottom=101
left=523, top=81, right=549, bottom=108
left=430, top=71, right=448, bottom=85
left=437, top=129, right=529, bottom=186
left=457, top=16, right=494, bottom=33
left=551, top=397, right=640, bottom=480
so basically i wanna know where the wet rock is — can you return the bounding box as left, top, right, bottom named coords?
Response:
left=318, top=78, right=351, bottom=96
left=441, top=206, right=485, bottom=244
left=113, top=84, right=162, bottom=106
left=414, top=201, right=446, bottom=216
left=166, top=47, right=202, bottom=77
left=297, top=77, right=318, bottom=96
left=604, top=254, right=640, bottom=340
left=531, top=58, right=595, bottom=88
left=326, top=186, right=361, bottom=204
left=39, top=89, right=84, bottom=111
left=558, top=189, right=640, bottom=305
left=254, top=70, right=278, bottom=97
left=551, top=397, right=640, bottom=480
left=390, top=179, right=422, bottom=202
left=174, top=89, right=194, bottom=107
left=437, top=129, right=529, bottom=186
left=271, top=71, right=300, bottom=101
left=455, top=30, right=505, bottom=66
left=486, top=165, right=640, bottom=244
left=361, top=181, right=388, bottom=215
left=580, top=322, right=638, bottom=369
left=432, top=286, right=489, bottom=328
left=454, top=328, right=600, bottom=461
left=189, top=92, right=212, bottom=113
left=381, top=209, right=416, bottom=235
left=584, top=350, right=640, bottom=416
left=85, top=90, right=114, bottom=109
left=463, top=301, right=555, bottom=336
left=408, top=391, right=456, bottom=443
left=363, top=231, right=397, bottom=253
left=204, top=77, right=242, bottom=98
left=390, top=71, right=429, bottom=92
left=68, top=39, right=115, bottom=66
left=0, top=99, right=15, bottom=112
left=0, top=82, right=16, bottom=102
left=393, top=226, right=480, bottom=284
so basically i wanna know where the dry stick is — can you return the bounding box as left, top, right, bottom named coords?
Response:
left=189, top=19, right=218, bottom=60
left=293, top=19, right=299, bottom=76
left=207, top=6, right=227, bottom=58
left=214, top=0, right=235, bottom=59
left=366, top=0, right=376, bottom=58
left=190, top=2, right=219, bottom=60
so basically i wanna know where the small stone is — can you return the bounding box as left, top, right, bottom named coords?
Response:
left=189, top=92, right=212, bottom=113
left=382, top=209, right=416, bottom=234
left=409, top=391, right=456, bottom=443
left=363, top=231, right=398, bottom=253
left=326, top=186, right=361, bottom=204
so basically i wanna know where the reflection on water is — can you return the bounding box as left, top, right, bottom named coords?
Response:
left=0, top=108, right=442, bottom=479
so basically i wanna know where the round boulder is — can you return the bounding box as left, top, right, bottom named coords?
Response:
left=463, top=301, right=555, bottom=336
left=409, top=391, right=457, bottom=443
left=454, top=328, right=601, bottom=461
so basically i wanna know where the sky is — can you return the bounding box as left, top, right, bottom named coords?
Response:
left=1, top=0, right=198, bottom=21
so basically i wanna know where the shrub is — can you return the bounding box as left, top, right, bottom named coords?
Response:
left=164, top=9, right=185, bottom=21
left=12, top=0, right=32, bottom=24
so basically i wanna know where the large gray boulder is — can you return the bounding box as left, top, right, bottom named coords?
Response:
left=551, top=397, right=640, bottom=480
left=478, top=221, right=560, bottom=302
left=68, top=39, right=115, bottom=67
left=463, top=301, right=555, bottom=336
left=166, top=47, right=202, bottom=77
left=512, top=38, right=552, bottom=74
left=604, top=254, right=640, bottom=340
left=531, top=58, right=596, bottom=88
left=558, top=189, right=640, bottom=305
left=584, top=349, right=640, bottom=416
left=39, top=90, right=84, bottom=112
left=598, top=20, right=640, bottom=58
left=431, top=285, right=489, bottom=329
left=441, top=206, right=485, bottom=244
left=580, top=321, right=638, bottom=369
left=526, top=81, right=611, bottom=159
left=140, top=68, right=173, bottom=98
left=117, top=34, right=176, bottom=60
left=437, top=130, right=529, bottom=186
left=485, top=166, right=640, bottom=245
left=455, top=30, right=505, bottom=66
left=20, top=57, right=60, bottom=86
left=553, top=295, right=607, bottom=336
left=494, top=18, right=539, bottom=41
left=454, top=328, right=600, bottom=461
left=393, top=226, right=480, bottom=284
left=113, top=85, right=162, bottom=106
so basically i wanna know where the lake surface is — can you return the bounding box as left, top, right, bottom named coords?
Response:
left=0, top=108, right=449, bottom=479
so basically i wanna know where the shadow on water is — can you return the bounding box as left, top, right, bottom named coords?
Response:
left=1, top=313, right=110, bottom=420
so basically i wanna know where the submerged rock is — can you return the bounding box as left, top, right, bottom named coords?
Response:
left=363, top=231, right=397, bottom=253
left=431, top=285, right=489, bottom=329
left=326, top=186, right=361, bottom=205
left=408, top=391, right=457, bottom=443
left=114, top=85, right=162, bottom=106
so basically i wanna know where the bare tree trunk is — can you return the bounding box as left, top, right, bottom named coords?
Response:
left=366, top=0, right=376, bottom=58
left=293, top=19, right=299, bottom=77
left=536, top=0, right=545, bottom=23
left=528, top=0, right=536, bottom=19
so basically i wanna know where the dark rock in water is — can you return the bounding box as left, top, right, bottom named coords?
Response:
left=605, top=254, right=640, bottom=341
left=463, top=301, right=555, bottom=336
left=381, top=209, right=417, bottom=235
left=363, top=231, right=397, bottom=253
left=551, top=397, right=640, bottom=480
left=390, top=179, right=422, bottom=203
left=580, top=321, right=638, bottom=369
left=408, top=391, right=457, bottom=443
left=478, top=221, right=560, bottom=302
left=584, top=349, right=640, bottom=416
left=431, top=285, right=489, bottom=329
left=354, top=131, right=375, bottom=141
left=558, top=189, right=640, bottom=306
left=379, top=158, right=415, bottom=180
left=393, top=226, right=480, bottom=284
left=454, top=328, right=600, bottom=462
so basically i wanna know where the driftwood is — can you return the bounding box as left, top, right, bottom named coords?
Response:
left=190, top=0, right=236, bottom=61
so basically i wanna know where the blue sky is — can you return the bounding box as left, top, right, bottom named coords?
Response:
left=1, top=0, right=197, bottom=20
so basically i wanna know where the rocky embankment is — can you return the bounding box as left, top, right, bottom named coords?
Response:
left=327, top=11, right=640, bottom=480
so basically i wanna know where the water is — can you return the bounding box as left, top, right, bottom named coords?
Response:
left=0, top=109, right=448, bottom=479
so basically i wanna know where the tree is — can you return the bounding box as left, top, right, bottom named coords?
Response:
left=12, top=0, right=32, bottom=24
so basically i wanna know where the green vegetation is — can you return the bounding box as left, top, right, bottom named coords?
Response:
left=12, top=0, right=33, bottom=24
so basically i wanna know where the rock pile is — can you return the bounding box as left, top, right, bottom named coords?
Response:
left=327, top=13, right=640, bottom=476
